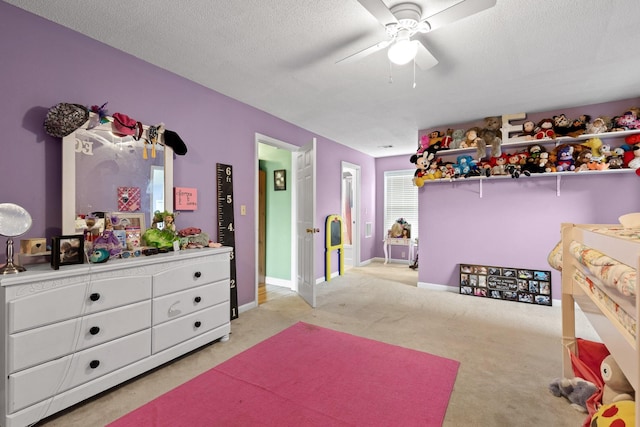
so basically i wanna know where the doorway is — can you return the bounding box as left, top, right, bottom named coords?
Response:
left=256, top=134, right=317, bottom=308
left=341, top=162, right=360, bottom=268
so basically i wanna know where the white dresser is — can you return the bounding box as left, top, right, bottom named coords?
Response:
left=0, top=247, right=231, bottom=427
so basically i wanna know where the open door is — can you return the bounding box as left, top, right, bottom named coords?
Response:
left=296, top=139, right=316, bottom=307
left=341, top=161, right=360, bottom=268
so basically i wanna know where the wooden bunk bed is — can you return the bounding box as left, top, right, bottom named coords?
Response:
left=560, top=222, right=639, bottom=424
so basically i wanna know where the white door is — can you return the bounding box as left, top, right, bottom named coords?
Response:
left=341, top=162, right=360, bottom=267
left=296, top=139, right=316, bottom=307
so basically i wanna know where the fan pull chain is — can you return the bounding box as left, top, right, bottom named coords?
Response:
left=413, top=58, right=416, bottom=89
left=388, top=61, right=393, bottom=84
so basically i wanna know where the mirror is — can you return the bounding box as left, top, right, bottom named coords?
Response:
left=62, top=115, right=173, bottom=236
left=0, top=203, right=33, bottom=274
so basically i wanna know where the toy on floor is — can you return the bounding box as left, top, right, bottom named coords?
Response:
left=549, top=377, right=598, bottom=413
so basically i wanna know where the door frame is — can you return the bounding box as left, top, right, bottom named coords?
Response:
left=254, top=134, right=298, bottom=304
left=341, top=161, right=361, bottom=267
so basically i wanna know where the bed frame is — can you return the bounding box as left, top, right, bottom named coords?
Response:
left=561, top=222, right=639, bottom=424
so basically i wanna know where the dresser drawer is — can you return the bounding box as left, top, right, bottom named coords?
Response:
left=9, top=275, right=152, bottom=333
left=9, top=301, right=151, bottom=373
left=153, top=254, right=229, bottom=297
left=153, top=280, right=229, bottom=325
left=8, top=329, right=151, bottom=413
left=152, top=303, right=229, bottom=353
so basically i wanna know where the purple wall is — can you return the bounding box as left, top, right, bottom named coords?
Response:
left=0, top=2, right=376, bottom=306
left=414, top=97, right=640, bottom=300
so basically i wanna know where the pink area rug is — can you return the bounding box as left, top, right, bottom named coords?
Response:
left=108, top=322, right=460, bottom=427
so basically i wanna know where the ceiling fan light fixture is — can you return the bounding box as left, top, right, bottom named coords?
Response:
left=387, top=38, right=418, bottom=65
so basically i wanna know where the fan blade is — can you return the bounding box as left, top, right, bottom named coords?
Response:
left=422, top=0, right=497, bottom=32
left=357, top=0, right=398, bottom=26
left=336, top=39, right=392, bottom=64
left=414, top=41, right=438, bottom=70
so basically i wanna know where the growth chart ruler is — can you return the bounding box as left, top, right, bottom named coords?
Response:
left=216, top=163, right=238, bottom=320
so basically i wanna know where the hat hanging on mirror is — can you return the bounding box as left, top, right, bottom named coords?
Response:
left=43, top=103, right=89, bottom=137
left=0, top=203, right=33, bottom=274
left=163, top=129, right=188, bottom=155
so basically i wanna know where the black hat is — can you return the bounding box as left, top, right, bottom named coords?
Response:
left=44, top=103, right=89, bottom=137
left=163, top=129, right=187, bottom=155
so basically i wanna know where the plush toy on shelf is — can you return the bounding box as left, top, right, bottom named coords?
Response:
left=600, top=355, right=635, bottom=405
left=586, top=117, right=609, bottom=134
left=518, top=120, right=537, bottom=140
left=553, top=114, right=587, bottom=137
left=410, top=152, right=429, bottom=187
left=416, top=134, right=430, bottom=154
left=478, top=116, right=503, bottom=158
left=616, top=110, right=640, bottom=130
left=556, top=145, right=576, bottom=171
left=440, top=128, right=453, bottom=149
left=449, top=129, right=466, bottom=149
left=505, top=152, right=530, bottom=178
left=489, top=153, right=509, bottom=175
left=535, top=118, right=556, bottom=140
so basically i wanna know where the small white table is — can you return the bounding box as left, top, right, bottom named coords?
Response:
left=383, top=237, right=414, bottom=264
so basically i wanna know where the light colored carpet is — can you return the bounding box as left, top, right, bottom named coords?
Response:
left=35, top=261, right=599, bottom=427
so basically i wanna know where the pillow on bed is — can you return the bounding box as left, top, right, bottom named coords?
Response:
left=547, top=241, right=562, bottom=271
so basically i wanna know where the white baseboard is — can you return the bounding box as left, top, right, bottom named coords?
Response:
left=265, top=276, right=292, bottom=288
left=417, top=282, right=457, bottom=292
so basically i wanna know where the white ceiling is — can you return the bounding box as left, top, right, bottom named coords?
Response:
left=6, top=0, right=640, bottom=158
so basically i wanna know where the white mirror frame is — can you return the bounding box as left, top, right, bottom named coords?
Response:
left=61, top=114, right=173, bottom=235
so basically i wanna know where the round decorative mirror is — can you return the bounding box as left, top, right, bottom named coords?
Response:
left=0, top=203, right=33, bottom=274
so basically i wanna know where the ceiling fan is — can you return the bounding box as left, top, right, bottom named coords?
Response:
left=337, top=0, right=497, bottom=70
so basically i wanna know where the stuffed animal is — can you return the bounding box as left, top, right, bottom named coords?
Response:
left=591, top=400, right=635, bottom=427
left=616, top=110, right=640, bottom=130
left=549, top=377, right=598, bottom=413
left=575, top=150, right=593, bottom=171
left=607, top=147, right=625, bottom=169
left=521, top=144, right=546, bottom=174
left=429, top=130, right=444, bottom=146
left=416, top=134, right=430, bottom=154
left=92, top=228, right=123, bottom=258
left=535, top=118, right=556, bottom=139
left=600, top=354, right=635, bottom=405
left=581, top=137, right=603, bottom=157
left=518, top=120, right=536, bottom=140
left=553, top=114, right=586, bottom=137
left=556, top=145, right=576, bottom=171
left=449, top=129, right=466, bottom=149
left=410, top=152, right=429, bottom=187
left=586, top=117, right=609, bottom=134
left=478, top=116, right=502, bottom=158
left=440, top=128, right=453, bottom=149
left=489, top=153, right=509, bottom=175
left=455, top=154, right=480, bottom=177
left=505, top=152, right=530, bottom=178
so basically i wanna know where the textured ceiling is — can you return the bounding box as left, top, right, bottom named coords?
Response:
left=6, top=0, right=640, bottom=157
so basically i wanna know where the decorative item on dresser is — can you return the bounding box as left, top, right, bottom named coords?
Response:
left=0, top=247, right=231, bottom=427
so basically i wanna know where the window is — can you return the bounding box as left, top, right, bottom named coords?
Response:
left=384, top=170, right=418, bottom=240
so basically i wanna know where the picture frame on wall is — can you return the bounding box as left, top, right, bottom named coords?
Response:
left=274, top=169, right=286, bottom=191
left=51, top=235, right=84, bottom=270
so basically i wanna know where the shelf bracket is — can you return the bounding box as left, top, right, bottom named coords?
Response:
left=479, top=178, right=483, bottom=198
left=556, top=175, right=561, bottom=197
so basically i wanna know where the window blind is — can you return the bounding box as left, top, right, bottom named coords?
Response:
left=384, top=170, right=418, bottom=240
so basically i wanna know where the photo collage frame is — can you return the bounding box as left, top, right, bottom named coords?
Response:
left=459, top=264, right=552, bottom=306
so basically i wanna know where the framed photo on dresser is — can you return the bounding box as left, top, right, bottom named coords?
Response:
left=51, top=235, right=84, bottom=270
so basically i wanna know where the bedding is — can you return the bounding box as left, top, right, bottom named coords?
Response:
left=572, top=269, right=636, bottom=338
left=568, top=241, right=636, bottom=298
